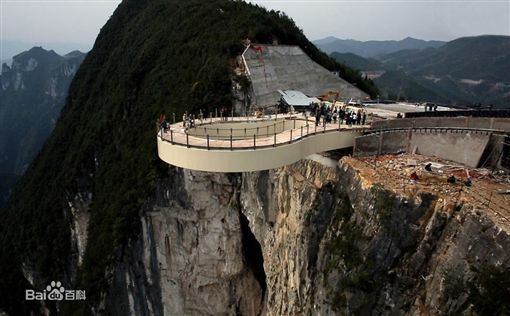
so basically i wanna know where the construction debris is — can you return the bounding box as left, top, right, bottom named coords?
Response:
left=345, top=153, right=510, bottom=231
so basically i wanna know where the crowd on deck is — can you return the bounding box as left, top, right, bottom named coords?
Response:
left=158, top=101, right=370, bottom=136
left=310, top=102, right=367, bottom=127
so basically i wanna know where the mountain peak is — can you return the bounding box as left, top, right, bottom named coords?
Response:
left=314, top=37, right=445, bottom=57
left=64, top=50, right=86, bottom=59
left=13, top=46, right=61, bottom=61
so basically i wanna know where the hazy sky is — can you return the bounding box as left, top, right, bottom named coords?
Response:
left=1, top=0, right=509, bottom=48
left=249, top=0, right=510, bottom=41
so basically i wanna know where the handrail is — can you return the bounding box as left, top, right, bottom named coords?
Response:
left=364, top=126, right=507, bottom=136
left=186, top=116, right=305, bottom=132
left=159, top=124, right=367, bottom=151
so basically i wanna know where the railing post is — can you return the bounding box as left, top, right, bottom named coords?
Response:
left=186, top=133, right=189, bottom=148
left=230, top=134, right=233, bottom=151
left=257, top=127, right=259, bottom=136
left=244, top=128, right=246, bottom=137
left=232, top=107, right=234, bottom=121
left=253, top=134, right=256, bottom=150
left=293, top=119, right=296, bottom=129
left=210, top=112, right=212, bottom=124
left=307, top=124, right=309, bottom=136
left=339, top=117, right=341, bottom=130
left=301, top=126, right=303, bottom=138
left=207, top=134, right=210, bottom=150
left=290, top=129, right=293, bottom=143
left=170, top=130, right=173, bottom=144
left=215, top=108, right=218, bottom=118
left=267, top=125, right=269, bottom=137
left=283, top=120, right=286, bottom=130
left=274, top=133, right=276, bottom=147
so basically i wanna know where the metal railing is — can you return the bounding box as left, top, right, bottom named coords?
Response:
left=159, top=120, right=367, bottom=151
left=405, top=109, right=510, bottom=119
left=363, top=126, right=507, bottom=137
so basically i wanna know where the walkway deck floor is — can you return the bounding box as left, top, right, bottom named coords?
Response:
left=161, top=113, right=368, bottom=149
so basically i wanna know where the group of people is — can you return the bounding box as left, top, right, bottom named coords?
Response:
left=182, top=112, right=196, bottom=128
left=310, top=102, right=367, bottom=127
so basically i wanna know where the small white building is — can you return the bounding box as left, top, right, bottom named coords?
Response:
left=278, top=90, right=320, bottom=110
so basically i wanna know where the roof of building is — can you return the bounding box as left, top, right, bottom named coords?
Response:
left=278, top=90, right=320, bottom=107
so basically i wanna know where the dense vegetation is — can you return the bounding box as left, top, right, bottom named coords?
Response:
left=0, top=0, right=376, bottom=314
left=330, top=52, right=383, bottom=71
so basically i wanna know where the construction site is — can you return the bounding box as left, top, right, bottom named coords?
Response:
left=234, top=43, right=368, bottom=113
left=158, top=42, right=510, bottom=219
left=153, top=41, right=510, bottom=315
left=347, top=154, right=510, bottom=230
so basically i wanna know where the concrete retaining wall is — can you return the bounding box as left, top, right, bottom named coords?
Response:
left=354, top=130, right=492, bottom=167
left=371, top=117, right=510, bottom=132
left=243, top=44, right=369, bottom=107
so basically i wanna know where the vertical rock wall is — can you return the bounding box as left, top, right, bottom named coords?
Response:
left=103, top=167, right=263, bottom=315
left=65, top=156, right=509, bottom=315
left=240, top=157, right=510, bottom=315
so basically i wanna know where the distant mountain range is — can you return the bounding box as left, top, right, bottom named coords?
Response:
left=327, top=35, right=510, bottom=106
left=1, top=40, right=91, bottom=60
left=314, top=36, right=445, bottom=58
left=0, top=47, right=85, bottom=206
left=330, top=52, right=383, bottom=71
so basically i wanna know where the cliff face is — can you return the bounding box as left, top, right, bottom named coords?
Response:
left=99, top=168, right=264, bottom=316
left=239, top=155, right=509, bottom=315
left=84, top=153, right=509, bottom=315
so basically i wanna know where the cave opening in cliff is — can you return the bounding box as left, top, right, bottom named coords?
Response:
left=239, top=211, right=267, bottom=297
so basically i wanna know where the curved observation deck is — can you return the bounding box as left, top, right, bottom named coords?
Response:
left=157, top=113, right=367, bottom=172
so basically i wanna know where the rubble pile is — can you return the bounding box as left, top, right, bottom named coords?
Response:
left=347, top=153, right=510, bottom=230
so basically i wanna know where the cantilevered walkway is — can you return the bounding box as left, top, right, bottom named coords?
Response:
left=157, top=113, right=367, bottom=172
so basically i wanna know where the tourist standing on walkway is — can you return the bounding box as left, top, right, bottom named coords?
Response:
left=362, top=112, right=367, bottom=125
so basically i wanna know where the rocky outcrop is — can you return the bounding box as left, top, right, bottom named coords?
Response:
left=240, top=155, right=510, bottom=315
left=102, top=167, right=264, bottom=316
left=53, top=154, right=509, bottom=315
